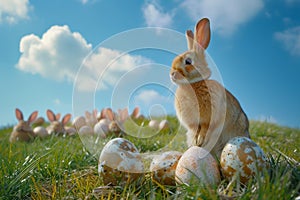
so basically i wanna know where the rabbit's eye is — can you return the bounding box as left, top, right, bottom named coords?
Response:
left=185, top=57, right=192, bottom=65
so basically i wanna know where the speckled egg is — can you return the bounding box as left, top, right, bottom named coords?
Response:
left=150, top=151, right=182, bottom=185
left=220, top=136, right=268, bottom=184
left=78, top=125, right=94, bottom=136
left=98, top=138, right=144, bottom=186
left=175, top=146, right=221, bottom=186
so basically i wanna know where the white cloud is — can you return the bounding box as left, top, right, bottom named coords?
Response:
left=79, top=47, right=152, bottom=91
left=142, top=1, right=173, bottom=28
left=134, top=89, right=172, bottom=106
left=180, top=0, right=264, bottom=36
left=16, top=25, right=151, bottom=92
left=0, top=0, right=31, bottom=24
left=274, top=26, right=300, bottom=56
left=17, top=25, right=92, bottom=82
left=80, top=0, right=89, bottom=4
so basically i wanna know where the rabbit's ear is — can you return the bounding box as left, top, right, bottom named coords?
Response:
left=120, top=108, right=129, bottom=122
left=56, top=113, right=61, bottom=121
left=186, top=30, right=194, bottom=50
left=194, top=18, right=211, bottom=50
left=100, top=109, right=106, bottom=119
left=131, top=107, right=140, bottom=118
left=47, top=109, right=56, bottom=122
left=93, top=109, right=98, bottom=118
left=15, top=108, right=24, bottom=121
left=106, top=108, right=114, bottom=121
left=28, top=111, right=38, bottom=124
left=62, top=114, right=71, bottom=125
left=85, top=111, right=91, bottom=119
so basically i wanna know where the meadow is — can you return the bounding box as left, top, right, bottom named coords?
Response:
left=0, top=118, right=299, bottom=200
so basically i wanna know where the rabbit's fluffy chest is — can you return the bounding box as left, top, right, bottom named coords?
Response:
left=175, top=84, right=201, bottom=129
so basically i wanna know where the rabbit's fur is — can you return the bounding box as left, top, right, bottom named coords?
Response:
left=105, top=108, right=128, bottom=137
left=10, top=108, right=38, bottom=142
left=170, top=18, right=250, bottom=158
left=46, top=109, right=71, bottom=136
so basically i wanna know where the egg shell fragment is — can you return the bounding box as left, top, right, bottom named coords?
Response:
left=98, top=138, right=144, bottom=186
left=220, top=136, right=268, bottom=184
left=175, top=146, right=221, bottom=186
left=150, top=151, right=182, bottom=186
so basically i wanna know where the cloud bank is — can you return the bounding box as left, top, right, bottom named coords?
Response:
left=142, top=1, right=173, bottom=28
left=17, top=25, right=151, bottom=92
left=180, top=0, right=264, bottom=36
left=274, top=26, right=300, bottom=57
left=0, top=0, right=31, bottom=24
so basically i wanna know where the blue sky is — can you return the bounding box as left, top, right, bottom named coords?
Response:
left=0, top=0, right=299, bottom=128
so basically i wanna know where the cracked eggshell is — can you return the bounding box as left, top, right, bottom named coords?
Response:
left=98, top=138, right=144, bottom=186
left=175, top=146, right=221, bottom=186
left=150, top=151, right=182, bottom=186
left=220, top=136, right=268, bottom=184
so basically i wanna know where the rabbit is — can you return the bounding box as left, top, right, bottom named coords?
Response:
left=10, top=108, right=38, bottom=142
left=106, top=108, right=128, bottom=137
left=46, top=109, right=72, bottom=136
left=85, top=109, right=98, bottom=128
left=32, top=116, right=45, bottom=127
left=170, top=18, right=250, bottom=159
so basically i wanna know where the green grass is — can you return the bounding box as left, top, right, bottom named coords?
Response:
left=0, top=119, right=299, bottom=199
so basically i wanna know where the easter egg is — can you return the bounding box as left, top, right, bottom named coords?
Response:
left=150, top=151, right=182, bottom=185
left=72, top=116, right=86, bottom=130
left=220, top=136, right=268, bottom=184
left=78, top=125, right=93, bottom=136
left=33, top=126, right=48, bottom=138
left=98, top=138, right=144, bottom=186
left=94, top=119, right=109, bottom=138
left=148, top=120, right=159, bottom=129
left=159, top=120, right=170, bottom=131
left=175, top=146, right=221, bottom=186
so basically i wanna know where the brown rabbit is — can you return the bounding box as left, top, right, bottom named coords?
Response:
left=106, top=108, right=127, bottom=137
left=170, top=18, right=250, bottom=158
left=10, top=108, right=38, bottom=142
left=46, top=109, right=71, bottom=136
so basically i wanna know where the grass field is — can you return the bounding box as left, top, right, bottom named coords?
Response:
left=0, top=118, right=299, bottom=199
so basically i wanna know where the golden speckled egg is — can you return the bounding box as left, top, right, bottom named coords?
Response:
left=150, top=151, right=182, bottom=186
left=98, top=138, right=144, bottom=186
left=220, top=137, right=268, bottom=184
left=175, top=146, right=221, bottom=186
